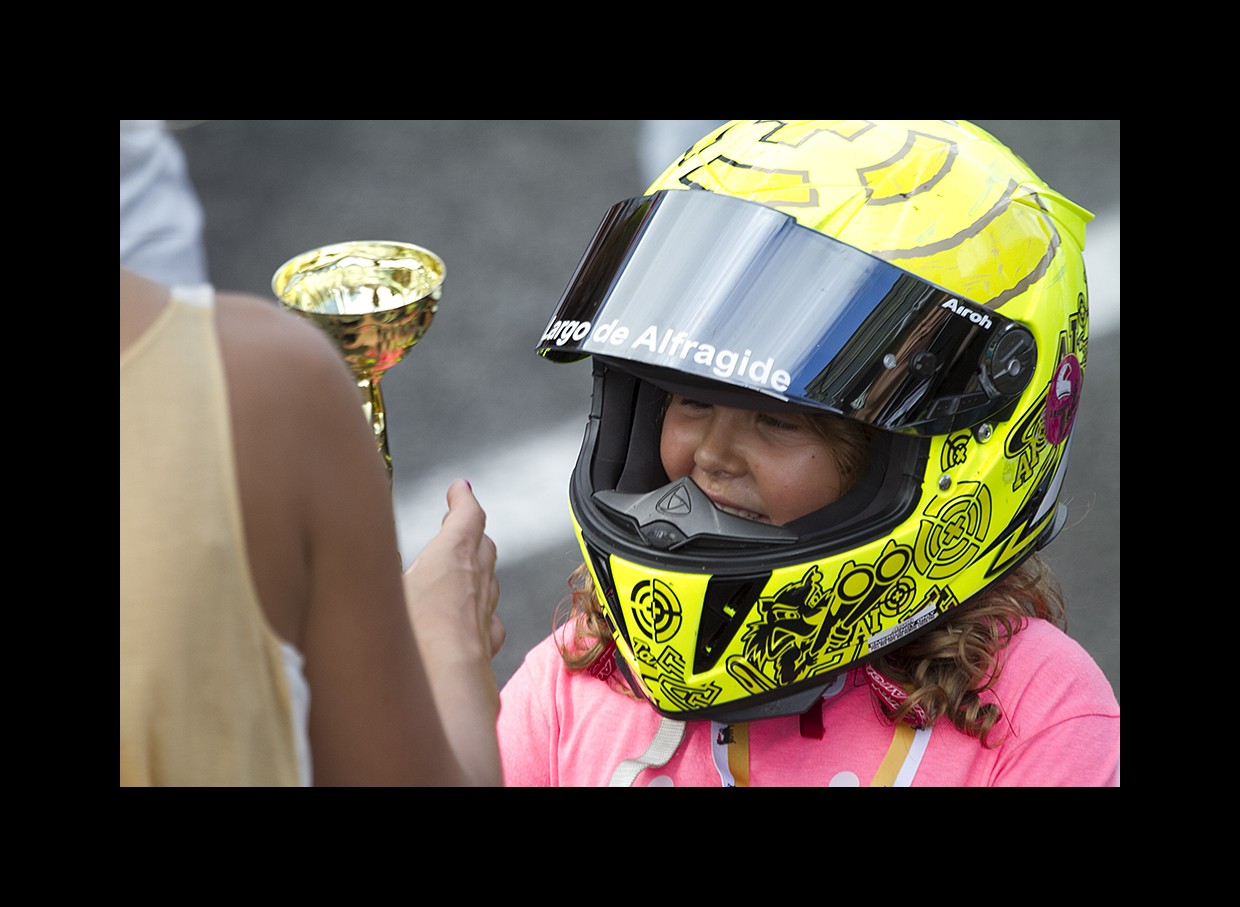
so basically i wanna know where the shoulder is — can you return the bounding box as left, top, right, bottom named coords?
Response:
left=215, top=291, right=347, bottom=377
left=994, top=617, right=1119, bottom=724
left=119, top=268, right=171, bottom=351
left=499, top=627, right=621, bottom=725
left=1005, top=619, right=1115, bottom=692
left=213, top=291, right=363, bottom=433
left=500, top=629, right=574, bottom=702
left=498, top=627, right=658, bottom=786
left=212, top=288, right=387, bottom=501
left=975, top=618, right=1121, bottom=785
left=497, top=631, right=566, bottom=784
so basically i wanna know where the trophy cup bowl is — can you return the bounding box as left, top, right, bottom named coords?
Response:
left=272, top=240, right=445, bottom=481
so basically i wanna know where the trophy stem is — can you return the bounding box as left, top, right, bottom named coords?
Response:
left=358, top=377, right=392, bottom=483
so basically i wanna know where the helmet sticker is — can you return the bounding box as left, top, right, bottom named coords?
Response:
left=731, top=544, right=933, bottom=688
left=629, top=578, right=683, bottom=643
left=914, top=482, right=992, bottom=580
left=737, top=565, right=831, bottom=688
left=941, top=431, right=971, bottom=471
left=541, top=318, right=796, bottom=393
left=1045, top=353, right=1082, bottom=445
left=630, top=637, right=722, bottom=712
left=615, top=541, right=967, bottom=714
left=1007, top=395, right=1051, bottom=493
left=1072, top=291, right=1090, bottom=369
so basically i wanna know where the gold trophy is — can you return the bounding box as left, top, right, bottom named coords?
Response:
left=272, top=240, right=445, bottom=481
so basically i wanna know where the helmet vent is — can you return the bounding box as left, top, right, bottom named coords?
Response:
left=694, top=575, right=768, bottom=674
left=595, top=478, right=796, bottom=551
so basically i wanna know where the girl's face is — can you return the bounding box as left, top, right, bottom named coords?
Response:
left=659, top=394, right=849, bottom=527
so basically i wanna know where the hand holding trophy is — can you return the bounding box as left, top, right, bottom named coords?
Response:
left=272, top=241, right=445, bottom=482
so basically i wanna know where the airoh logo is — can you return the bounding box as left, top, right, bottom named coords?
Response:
left=941, top=298, right=993, bottom=330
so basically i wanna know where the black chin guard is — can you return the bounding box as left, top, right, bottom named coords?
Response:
left=594, top=477, right=796, bottom=551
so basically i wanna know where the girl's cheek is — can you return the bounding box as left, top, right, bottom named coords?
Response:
left=660, top=423, right=692, bottom=477
left=661, top=444, right=688, bottom=479
left=659, top=437, right=680, bottom=478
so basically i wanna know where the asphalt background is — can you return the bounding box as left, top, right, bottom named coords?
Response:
left=174, top=120, right=1120, bottom=706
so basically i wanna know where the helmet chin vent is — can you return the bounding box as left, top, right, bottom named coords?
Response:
left=594, top=477, right=796, bottom=551
left=694, top=575, right=768, bottom=674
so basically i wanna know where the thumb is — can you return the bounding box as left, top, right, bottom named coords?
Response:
left=442, top=478, right=486, bottom=535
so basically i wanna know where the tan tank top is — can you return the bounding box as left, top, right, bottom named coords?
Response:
left=120, top=285, right=303, bottom=786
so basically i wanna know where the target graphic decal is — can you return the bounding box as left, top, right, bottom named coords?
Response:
left=914, top=481, right=991, bottom=580
left=630, top=578, right=683, bottom=643
left=941, top=432, right=970, bottom=471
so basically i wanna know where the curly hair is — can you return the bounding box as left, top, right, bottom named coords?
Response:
left=552, top=408, right=1068, bottom=746
left=870, top=554, right=1066, bottom=744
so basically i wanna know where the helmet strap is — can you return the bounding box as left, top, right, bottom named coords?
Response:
left=799, top=701, right=825, bottom=739
left=609, top=716, right=687, bottom=787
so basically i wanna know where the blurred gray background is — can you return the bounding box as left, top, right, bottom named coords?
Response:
left=173, top=120, right=1120, bottom=704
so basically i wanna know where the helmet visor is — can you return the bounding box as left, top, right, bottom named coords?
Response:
left=538, top=189, right=1035, bottom=433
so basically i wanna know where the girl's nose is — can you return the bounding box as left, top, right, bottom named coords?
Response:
left=693, top=410, right=747, bottom=476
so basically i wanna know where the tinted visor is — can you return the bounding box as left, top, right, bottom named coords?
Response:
left=538, top=190, right=1035, bottom=434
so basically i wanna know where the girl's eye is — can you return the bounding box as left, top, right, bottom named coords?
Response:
left=758, top=413, right=800, bottom=431
left=677, top=396, right=712, bottom=412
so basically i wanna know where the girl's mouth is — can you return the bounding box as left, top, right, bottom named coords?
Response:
left=713, top=500, right=768, bottom=524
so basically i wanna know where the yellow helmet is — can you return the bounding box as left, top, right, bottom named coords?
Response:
left=537, top=120, right=1092, bottom=722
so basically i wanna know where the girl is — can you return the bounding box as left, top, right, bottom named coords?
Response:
left=498, top=120, right=1119, bottom=786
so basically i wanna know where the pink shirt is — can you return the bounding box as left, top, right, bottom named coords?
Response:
left=498, top=617, right=1119, bottom=786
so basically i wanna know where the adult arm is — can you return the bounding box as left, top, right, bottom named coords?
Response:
left=404, top=479, right=504, bottom=787
left=220, top=290, right=501, bottom=785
